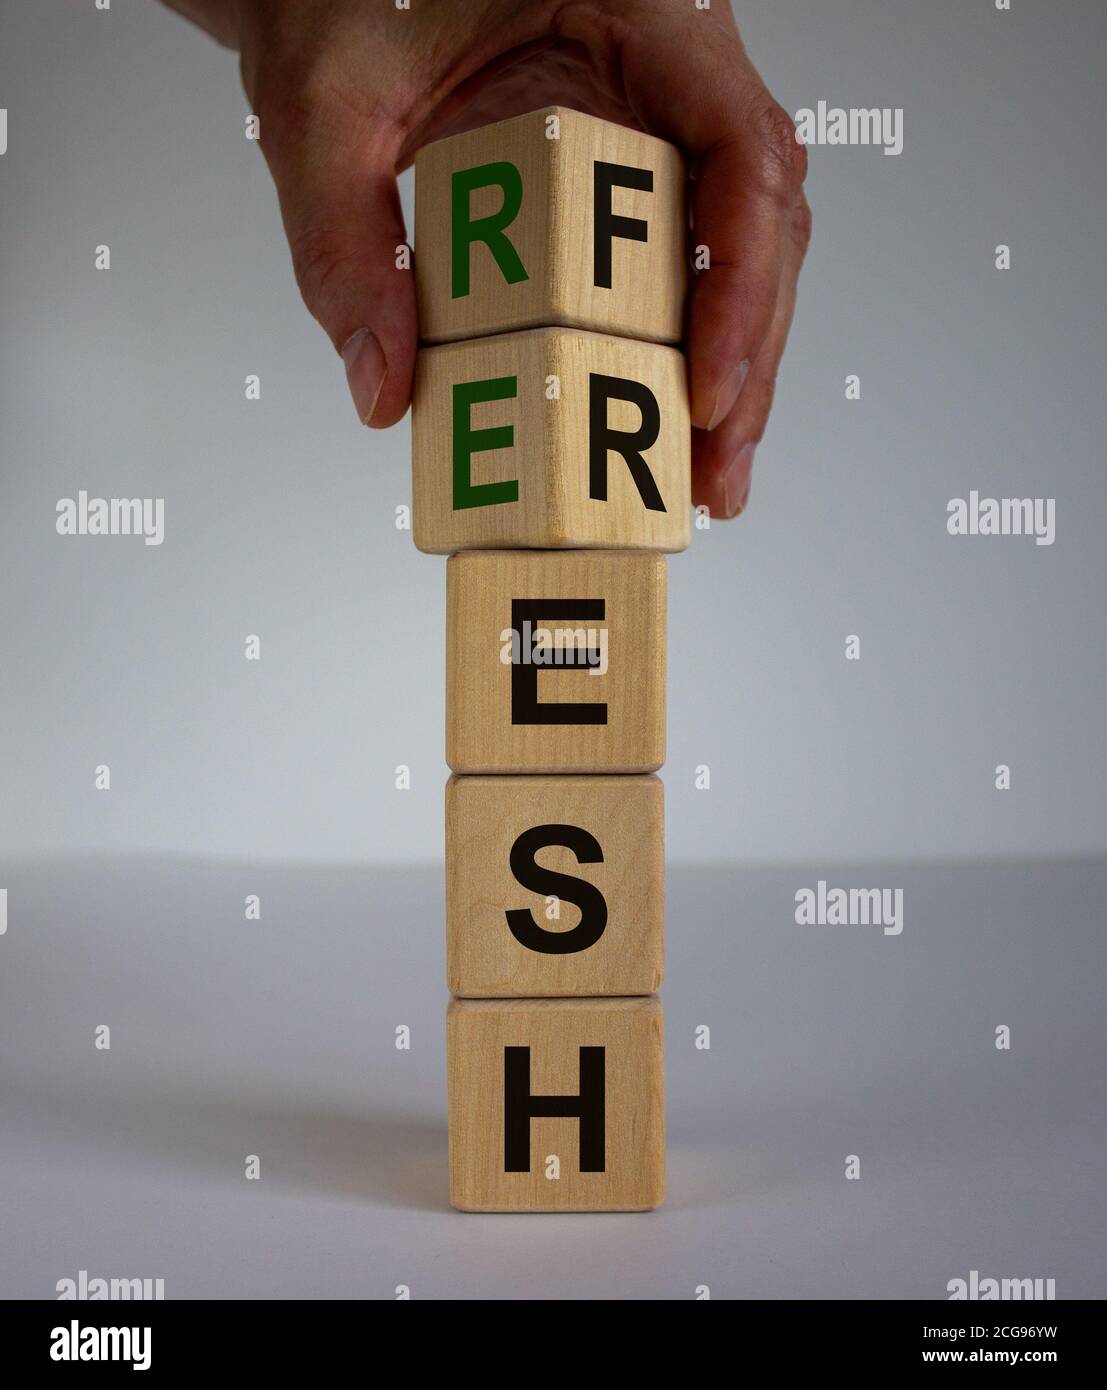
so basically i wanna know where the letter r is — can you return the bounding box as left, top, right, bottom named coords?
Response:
left=588, top=373, right=665, bottom=511
left=451, top=162, right=529, bottom=298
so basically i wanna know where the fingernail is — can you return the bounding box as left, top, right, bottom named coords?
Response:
left=723, top=444, right=755, bottom=517
left=341, top=328, right=387, bottom=425
left=705, top=359, right=750, bottom=431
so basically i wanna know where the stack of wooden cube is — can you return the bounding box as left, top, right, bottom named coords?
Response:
left=412, top=107, right=689, bottom=1211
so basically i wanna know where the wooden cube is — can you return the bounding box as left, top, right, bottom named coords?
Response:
left=446, top=774, right=663, bottom=998
left=415, top=106, right=686, bottom=345
left=447, top=996, right=664, bottom=1212
left=446, top=551, right=666, bottom=774
left=412, top=328, right=690, bottom=554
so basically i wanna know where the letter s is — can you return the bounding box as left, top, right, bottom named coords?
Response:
left=506, top=824, right=607, bottom=954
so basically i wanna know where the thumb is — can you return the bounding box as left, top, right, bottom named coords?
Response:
left=264, top=124, right=416, bottom=429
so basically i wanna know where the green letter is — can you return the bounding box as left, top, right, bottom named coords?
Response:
left=453, top=377, right=519, bottom=511
left=451, top=162, right=529, bottom=298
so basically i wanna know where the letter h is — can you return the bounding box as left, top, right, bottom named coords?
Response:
left=503, top=1045, right=606, bottom=1172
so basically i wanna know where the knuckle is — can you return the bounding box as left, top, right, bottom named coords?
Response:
left=248, top=49, right=315, bottom=140
left=750, top=101, right=808, bottom=198
left=249, top=42, right=356, bottom=148
left=791, top=193, right=813, bottom=251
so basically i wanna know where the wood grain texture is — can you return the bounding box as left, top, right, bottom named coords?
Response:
left=446, top=774, right=664, bottom=997
left=446, top=550, right=666, bottom=773
left=447, top=996, right=664, bottom=1212
left=415, top=106, right=686, bottom=345
left=412, top=328, right=690, bottom=553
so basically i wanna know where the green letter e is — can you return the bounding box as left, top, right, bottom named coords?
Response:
left=453, top=377, right=520, bottom=511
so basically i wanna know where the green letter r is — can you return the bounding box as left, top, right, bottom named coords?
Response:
left=451, top=162, right=529, bottom=299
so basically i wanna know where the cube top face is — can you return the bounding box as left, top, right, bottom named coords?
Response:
left=447, top=774, right=664, bottom=998
left=447, top=995, right=664, bottom=1212
left=446, top=550, right=666, bottom=774
left=413, top=328, right=690, bottom=554
left=415, top=106, right=686, bottom=346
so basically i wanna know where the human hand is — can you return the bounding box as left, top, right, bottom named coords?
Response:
left=164, top=0, right=810, bottom=518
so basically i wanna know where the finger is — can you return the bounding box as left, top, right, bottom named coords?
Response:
left=684, top=96, right=808, bottom=433
left=616, top=10, right=808, bottom=431
left=691, top=193, right=809, bottom=518
left=259, top=111, right=416, bottom=428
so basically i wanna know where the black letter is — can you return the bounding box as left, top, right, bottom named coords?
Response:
left=504, top=1046, right=605, bottom=1172
left=593, top=161, right=652, bottom=289
left=506, top=824, right=608, bottom=954
left=589, top=373, right=666, bottom=511
left=510, top=598, right=607, bottom=725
